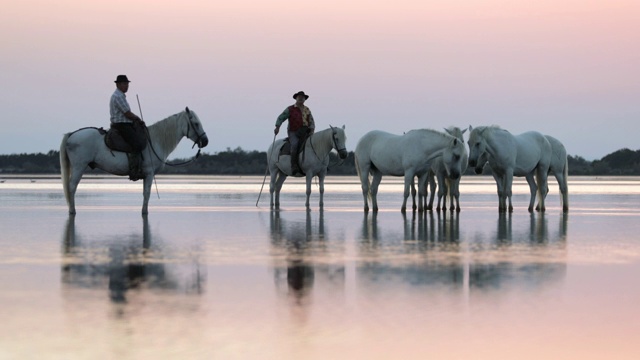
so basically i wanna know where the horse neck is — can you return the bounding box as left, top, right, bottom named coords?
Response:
left=415, top=130, right=451, bottom=153
left=482, top=127, right=509, bottom=157
left=147, top=114, right=185, bottom=159
left=309, top=128, right=333, bottom=157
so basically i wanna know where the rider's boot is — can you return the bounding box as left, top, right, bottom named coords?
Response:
left=291, top=153, right=302, bottom=176
left=127, top=152, right=145, bottom=181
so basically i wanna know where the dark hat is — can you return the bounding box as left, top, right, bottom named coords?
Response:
left=114, top=75, right=131, bottom=83
left=293, top=91, right=309, bottom=100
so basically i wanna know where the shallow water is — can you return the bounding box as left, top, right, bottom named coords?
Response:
left=1, top=175, right=639, bottom=359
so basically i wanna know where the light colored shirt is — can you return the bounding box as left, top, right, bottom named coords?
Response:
left=110, top=89, right=132, bottom=124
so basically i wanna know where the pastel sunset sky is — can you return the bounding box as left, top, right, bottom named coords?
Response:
left=1, top=0, right=638, bottom=160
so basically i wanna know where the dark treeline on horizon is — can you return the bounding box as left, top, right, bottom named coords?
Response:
left=2, top=147, right=640, bottom=176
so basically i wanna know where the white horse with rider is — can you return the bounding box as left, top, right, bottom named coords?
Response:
left=60, top=107, right=208, bottom=215
left=267, top=125, right=348, bottom=210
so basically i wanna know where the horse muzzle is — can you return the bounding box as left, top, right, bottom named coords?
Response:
left=198, top=135, right=209, bottom=148
left=338, top=149, right=348, bottom=159
left=474, top=164, right=484, bottom=174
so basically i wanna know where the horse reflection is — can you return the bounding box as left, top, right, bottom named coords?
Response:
left=403, top=211, right=460, bottom=243
left=469, top=213, right=568, bottom=290
left=61, top=215, right=204, bottom=304
left=360, top=211, right=460, bottom=244
left=358, top=212, right=464, bottom=288
left=270, top=210, right=344, bottom=315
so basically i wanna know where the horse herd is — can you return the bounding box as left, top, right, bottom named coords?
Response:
left=59, top=108, right=568, bottom=215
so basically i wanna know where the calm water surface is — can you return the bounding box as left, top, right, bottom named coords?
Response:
left=1, top=175, right=639, bottom=359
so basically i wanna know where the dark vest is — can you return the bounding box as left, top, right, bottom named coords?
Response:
left=288, top=105, right=303, bottom=131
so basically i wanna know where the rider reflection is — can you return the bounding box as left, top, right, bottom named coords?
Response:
left=270, top=211, right=320, bottom=305
left=61, top=215, right=205, bottom=305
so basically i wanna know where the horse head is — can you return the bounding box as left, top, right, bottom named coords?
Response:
left=467, top=125, right=488, bottom=173
left=330, top=125, right=348, bottom=159
left=183, top=107, right=209, bottom=148
left=441, top=137, right=467, bottom=180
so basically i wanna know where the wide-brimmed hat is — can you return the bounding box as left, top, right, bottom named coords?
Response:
left=293, top=91, right=309, bottom=100
left=114, top=75, right=131, bottom=83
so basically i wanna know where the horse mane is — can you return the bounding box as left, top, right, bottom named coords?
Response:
left=406, top=128, right=455, bottom=141
left=146, top=112, right=184, bottom=153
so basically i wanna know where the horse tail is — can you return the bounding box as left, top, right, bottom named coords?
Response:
left=354, top=153, right=372, bottom=200
left=60, top=133, right=71, bottom=206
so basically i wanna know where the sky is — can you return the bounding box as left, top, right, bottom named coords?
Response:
left=1, top=0, right=638, bottom=160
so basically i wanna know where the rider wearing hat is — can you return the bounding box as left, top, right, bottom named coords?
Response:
left=274, top=91, right=316, bottom=175
left=110, top=75, right=146, bottom=180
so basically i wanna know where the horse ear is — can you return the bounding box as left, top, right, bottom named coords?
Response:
left=342, top=124, right=345, bottom=129
left=185, top=107, right=190, bottom=114
left=468, top=125, right=473, bottom=132
left=461, top=128, right=467, bottom=135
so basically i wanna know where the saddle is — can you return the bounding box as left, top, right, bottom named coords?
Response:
left=102, top=122, right=148, bottom=153
left=278, top=136, right=309, bottom=157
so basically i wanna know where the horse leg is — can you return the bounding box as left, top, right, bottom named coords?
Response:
left=492, top=173, right=506, bottom=212
left=269, top=170, right=277, bottom=209
left=66, top=167, right=85, bottom=215
left=142, top=175, right=153, bottom=215
left=358, top=162, right=371, bottom=213
left=427, top=172, right=436, bottom=211
left=557, top=171, right=569, bottom=213
left=370, top=171, right=382, bottom=212
left=436, top=172, right=447, bottom=212
left=275, top=173, right=287, bottom=209
left=452, top=178, right=461, bottom=212
left=401, top=172, right=414, bottom=213
left=535, top=166, right=548, bottom=212
left=417, top=175, right=428, bottom=212
left=526, top=173, right=537, bottom=213
left=318, top=173, right=326, bottom=209
left=305, top=174, right=313, bottom=209
left=505, top=170, right=514, bottom=213
left=410, top=177, right=417, bottom=211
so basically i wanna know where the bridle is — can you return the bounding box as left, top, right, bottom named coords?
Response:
left=146, top=109, right=207, bottom=167
left=184, top=109, right=207, bottom=150
left=330, top=126, right=346, bottom=154
left=308, top=126, right=346, bottom=168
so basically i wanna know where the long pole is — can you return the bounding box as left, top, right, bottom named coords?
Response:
left=256, top=134, right=277, bottom=207
left=136, top=94, right=160, bottom=199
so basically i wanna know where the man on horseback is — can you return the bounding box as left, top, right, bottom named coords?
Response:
left=110, top=75, right=146, bottom=180
left=274, top=91, right=315, bottom=175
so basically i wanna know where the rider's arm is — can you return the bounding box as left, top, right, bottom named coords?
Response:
left=274, top=107, right=290, bottom=134
left=124, top=111, right=143, bottom=123
left=275, top=107, right=290, bottom=127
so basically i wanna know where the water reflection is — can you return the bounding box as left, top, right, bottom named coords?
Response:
left=359, top=212, right=465, bottom=288
left=469, top=213, right=568, bottom=291
left=269, top=210, right=345, bottom=317
left=358, top=211, right=568, bottom=293
left=61, top=215, right=205, bottom=305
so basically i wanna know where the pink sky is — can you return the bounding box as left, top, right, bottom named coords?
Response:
left=1, top=0, right=638, bottom=159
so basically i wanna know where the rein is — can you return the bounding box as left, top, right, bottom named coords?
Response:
left=308, top=127, right=346, bottom=165
left=145, top=112, right=206, bottom=167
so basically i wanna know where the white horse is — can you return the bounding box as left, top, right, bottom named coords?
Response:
left=268, top=125, right=348, bottom=210
left=355, top=129, right=467, bottom=213
left=467, top=125, right=551, bottom=213
left=410, top=127, right=468, bottom=212
left=60, top=108, right=208, bottom=215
